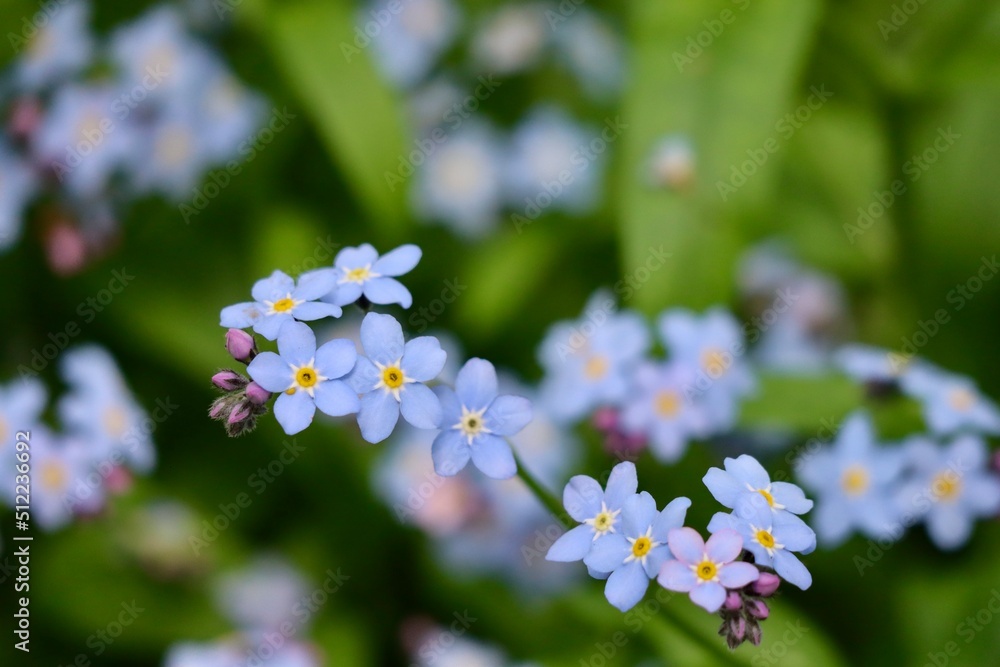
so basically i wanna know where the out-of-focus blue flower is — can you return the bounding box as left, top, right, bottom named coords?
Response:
left=501, top=374, right=580, bottom=488
left=109, top=6, right=205, bottom=99
left=833, top=344, right=923, bottom=386
left=58, top=345, right=156, bottom=473
left=901, top=367, right=1000, bottom=436
left=247, top=321, right=359, bottom=435
left=431, top=358, right=532, bottom=480
left=546, top=461, right=638, bottom=563
left=470, top=4, right=548, bottom=75
left=127, top=102, right=214, bottom=199
left=0, top=379, right=47, bottom=486
left=368, top=0, right=460, bottom=88
left=795, top=411, right=906, bottom=546
left=0, top=140, right=38, bottom=251
left=647, top=135, right=695, bottom=190
left=658, top=308, right=755, bottom=417
left=619, top=361, right=711, bottom=463
left=895, top=435, right=1000, bottom=550
left=213, top=557, right=311, bottom=633
left=221, top=269, right=342, bottom=341
left=347, top=312, right=446, bottom=443
left=411, top=633, right=508, bottom=667
left=538, top=292, right=650, bottom=424
left=188, top=61, right=267, bottom=163
left=19, top=428, right=103, bottom=530
left=584, top=492, right=691, bottom=611
left=703, top=454, right=813, bottom=517
left=325, top=243, right=421, bottom=309
left=413, top=123, right=506, bottom=237
left=658, top=527, right=759, bottom=613
left=504, top=107, right=602, bottom=215
left=14, top=0, right=94, bottom=90
left=708, top=494, right=816, bottom=590
left=551, top=10, right=625, bottom=102
left=32, top=84, right=138, bottom=197
left=163, top=639, right=243, bottom=667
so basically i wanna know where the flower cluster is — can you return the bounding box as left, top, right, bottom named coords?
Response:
left=537, top=292, right=756, bottom=463
left=0, top=346, right=157, bottom=531
left=545, top=457, right=816, bottom=648
left=0, top=2, right=265, bottom=271
left=213, top=243, right=533, bottom=481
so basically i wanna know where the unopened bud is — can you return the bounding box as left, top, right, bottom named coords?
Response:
left=228, top=402, right=252, bottom=425
left=748, top=599, right=770, bottom=620
left=212, top=370, right=247, bottom=392
left=752, top=572, right=781, bottom=597
left=245, top=382, right=271, bottom=406
left=723, top=591, right=743, bottom=611
left=226, top=328, right=257, bottom=363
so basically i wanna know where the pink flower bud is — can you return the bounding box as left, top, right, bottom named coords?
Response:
left=228, top=403, right=252, bottom=424
left=212, top=370, right=247, bottom=392
left=724, top=591, right=743, bottom=611
left=226, top=329, right=257, bottom=363
left=748, top=599, right=770, bottom=620
left=209, top=399, right=228, bottom=420
left=752, top=572, right=781, bottom=597
left=592, top=407, right=619, bottom=431
left=245, top=382, right=271, bottom=406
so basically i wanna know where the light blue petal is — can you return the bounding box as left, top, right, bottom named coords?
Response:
left=274, top=391, right=316, bottom=435
left=431, top=429, right=471, bottom=477
left=605, top=561, right=650, bottom=612
left=455, top=357, right=498, bottom=409
left=334, top=243, right=378, bottom=269
left=252, top=313, right=289, bottom=341
left=372, top=243, right=421, bottom=276
left=364, top=277, right=413, bottom=308
left=360, top=312, right=405, bottom=364
left=623, top=492, right=658, bottom=537
left=773, top=513, right=817, bottom=553
left=470, top=434, right=516, bottom=479
left=400, top=382, right=442, bottom=429
left=357, top=390, right=399, bottom=443
left=702, top=467, right=741, bottom=509
left=772, top=550, right=812, bottom=590
left=643, top=544, right=671, bottom=579
left=485, top=395, right=533, bottom=436
left=346, top=356, right=379, bottom=393
left=314, top=380, right=360, bottom=417
left=707, top=511, right=743, bottom=536
left=770, top=482, right=814, bottom=514
left=546, top=524, right=594, bottom=562
left=315, top=338, right=358, bottom=380
left=220, top=302, right=262, bottom=328
left=813, top=499, right=853, bottom=547
left=653, top=497, right=692, bottom=539
left=926, top=504, right=972, bottom=551
left=584, top=533, right=630, bottom=572
left=330, top=283, right=363, bottom=307
left=292, top=301, right=343, bottom=322
left=433, top=385, right=463, bottom=427
left=724, top=454, right=770, bottom=489
left=563, top=475, right=603, bottom=522
left=401, top=337, right=447, bottom=382
left=252, top=270, right=294, bottom=302
left=604, top=461, right=638, bottom=509
left=658, top=559, right=696, bottom=592
left=277, top=321, right=317, bottom=366
left=717, top=561, right=760, bottom=588
left=293, top=268, right=337, bottom=300
left=667, top=527, right=704, bottom=563
left=690, top=581, right=726, bottom=612
left=705, top=528, right=743, bottom=562
left=247, top=352, right=292, bottom=393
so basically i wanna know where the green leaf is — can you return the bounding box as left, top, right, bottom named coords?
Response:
left=619, top=0, right=822, bottom=312
left=249, top=0, right=409, bottom=236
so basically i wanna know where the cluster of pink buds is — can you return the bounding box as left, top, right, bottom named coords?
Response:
left=208, top=329, right=272, bottom=437
left=718, top=571, right=780, bottom=649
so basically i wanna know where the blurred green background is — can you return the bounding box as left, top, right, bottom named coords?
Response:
left=2, top=0, right=1000, bottom=665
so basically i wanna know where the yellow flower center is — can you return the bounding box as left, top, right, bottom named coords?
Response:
left=949, top=389, right=975, bottom=412
left=654, top=390, right=680, bottom=417
left=757, top=488, right=776, bottom=507
left=932, top=472, right=962, bottom=502
left=755, top=529, right=776, bottom=549
left=584, top=355, right=609, bottom=380
left=344, top=267, right=372, bottom=284
left=271, top=297, right=296, bottom=313
left=296, top=367, right=319, bottom=389
left=695, top=560, right=718, bottom=581
left=103, top=407, right=128, bottom=438
left=593, top=511, right=615, bottom=532
left=631, top=536, right=652, bottom=559
left=41, top=461, right=67, bottom=491
left=841, top=465, right=870, bottom=497
left=382, top=366, right=405, bottom=389
left=456, top=407, right=489, bottom=442
left=701, top=347, right=729, bottom=376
